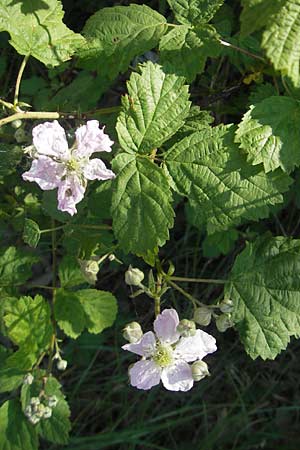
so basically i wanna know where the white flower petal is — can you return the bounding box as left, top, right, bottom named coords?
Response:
left=161, top=360, right=194, bottom=392
left=57, top=174, right=85, bottom=216
left=74, top=120, right=114, bottom=158
left=175, top=329, right=217, bottom=362
left=154, top=309, right=180, bottom=344
left=32, top=121, right=70, bottom=159
left=22, top=156, right=65, bottom=190
left=122, top=331, right=156, bottom=357
left=83, top=158, right=115, bottom=181
left=129, top=360, right=161, bottom=390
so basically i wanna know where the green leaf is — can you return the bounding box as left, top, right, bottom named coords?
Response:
left=0, top=144, right=22, bottom=179
left=261, top=0, right=300, bottom=86
left=23, top=219, right=41, bottom=248
left=0, top=399, right=38, bottom=450
left=236, top=96, right=300, bottom=173
left=240, top=0, right=283, bottom=36
left=164, top=125, right=291, bottom=234
left=3, top=295, right=53, bottom=352
left=159, top=25, right=220, bottom=82
left=0, top=0, right=84, bottom=66
left=0, top=247, right=38, bottom=287
left=225, top=235, right=300, bottom=359
left=79, top=5, right=167, bottom=79
left=75, top=289, right=118, bottom=334
left=111, top=153, right=174, bottom=254
left=55, top=288, right=117, bottom=338
left=58, top=256, right=87, bottom=288
left=202, top=228, right=239, bottom=258
left=0, top=346, right=26, bottom=393
left=54, top=289, right=86, bottom=339
left=116, top=61, right=190, bottom=154
left=167, top=0, right=224, bottom=25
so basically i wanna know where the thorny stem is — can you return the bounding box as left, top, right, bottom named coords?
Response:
left=219, top=39, right=266, bottom=62
left=14, top=54, right=30, bottom=106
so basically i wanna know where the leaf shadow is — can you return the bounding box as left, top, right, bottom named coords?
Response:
left=8, top=0, right=49, bottom=13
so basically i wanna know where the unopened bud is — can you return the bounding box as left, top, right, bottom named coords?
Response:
left=216, top=314, right=233, bottom=333
left=47, top=395, right=58, bottom=408
left=192, top=361, right=210, bottom=381
left=14, top=127, right=28, bottom=143
left=57, top=359, right=67, bottom=371
left=219, top=298, right=234, bottom=314
left=23, top=373, right=34, bottom=385
left=11, top=119, right=22, bottom=129
left=36, top=403, right=46, bottom=418
left=123, top=321, right=143, bottom=343
left=28, top=415, right=40, bottom=425
left=193, top=306, right=212, bottom=326
left=24, top=405, right=32, bottom=418
left=79, top=259, right=99, bottom=284
left=125, top=266, right=144, bottom=286
left=30, top=397, right=40, bottom=407
left=42, top=406, right=52, bottom=419
left=177, top=319, right=196, bottom=337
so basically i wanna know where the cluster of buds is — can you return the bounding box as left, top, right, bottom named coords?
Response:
left=193, top=298, right=234, bottom=333
left=24, top=395, right=58, bottom=425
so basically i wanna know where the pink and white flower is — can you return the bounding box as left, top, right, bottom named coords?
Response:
left=22, top=120, right=115, bottom=215
left=122, top=309, right=217, bottom=392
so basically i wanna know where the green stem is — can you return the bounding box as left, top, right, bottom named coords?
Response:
left=169, top=276, right=226, bottom=285
left=154, top=297, right=161, bottom=316
left=219, top=39, right=266, bottom=62
left=0, top=111, right=60, bottom=128
left=167, top=279, right=202, bottom=308
left=40, top=223, right=112, bottom=234
left=14, top=54, right=30, bottom=106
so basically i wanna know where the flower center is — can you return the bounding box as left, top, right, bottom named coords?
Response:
left=153, top=343, right=174, bottom=367
left=66, top=157, right=80, bottom=172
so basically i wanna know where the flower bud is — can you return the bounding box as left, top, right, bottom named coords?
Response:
left=79, top=259, right=99, bottom=284
left=193, top=306, right=212, bottom=326
left=177, top=319, right=196, bottom=337
left=30, top=397, right=40, bottom=407
left=125, top=266, right=144, bottom=286
left=14, top=127, right=28, bottom=143
left=47, top=395, right=58, bottom=408
left=23, top=373, right=34, bottom=385
left=42, top=406, right=52, bottom=419
left=57, top=359, right=68, bottom=371
left=216, top=314, right=233, bottom=333
left=219, top=298, right=234, bottom=314
left=191, top=361, right=210, bottom=381
left=28, top=415, right=40, bottom=425
left=36, top=403, right=46, bottom=419
left=123, top=322, right=143, bottom=343
left=24, top=405, right=32, bottom=418
left=108, top=254, right=116, bottom=261
left=11, top=119, right=22, bottom=129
